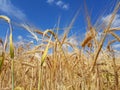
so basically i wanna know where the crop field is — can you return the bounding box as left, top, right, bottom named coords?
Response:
left=0, top=1, right=120, bottom=90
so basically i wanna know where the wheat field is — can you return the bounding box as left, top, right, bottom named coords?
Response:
left=0, top=2, right=120, bottom=90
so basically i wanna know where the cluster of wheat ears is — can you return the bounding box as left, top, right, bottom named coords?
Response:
left=0, top=2, right=120, bottom=90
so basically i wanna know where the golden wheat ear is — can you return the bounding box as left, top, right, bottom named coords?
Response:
left=0, top=15, right=14, bottom=90
left=0, top=51, right=4, bottom=72
left=0, top=39, right=4, bottom=73
left=9, top=33, right=14, bottom=59
left=90, top=2, right=120, bottom=72
left=34, top=30, right=50, bottom=38
left=0, top=15, right=10, bottom=71
left=41, top=30, right=53, bottom=66
left=0, top=15, right=10, bottom=23
left=0, top=15, right=14, bottom=58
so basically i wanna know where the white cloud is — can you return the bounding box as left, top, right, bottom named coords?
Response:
left=47, top=0, right=69, bottom=10
left=68, top=36, right=78, bottom=46
left=62, top=36, right=78, bottom=53
left=0, top=0, right=40, bottom=43
left=62, top=4, right=69, bottom=10
left=102, top=14, right=120, bottom=27
left=0, top=0, right=26, bottom=20
left=56, top=1, right=63, bottom=7
left=46, top=0, right=54, bottom=4
left=112, top=44, right=120, bottom=49
left=17, top=35, right=23, bottom=40
left=56, top=1, right=69, bottom=10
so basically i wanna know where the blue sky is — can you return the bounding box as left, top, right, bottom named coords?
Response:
left=0, top=0, right=120, bottom=49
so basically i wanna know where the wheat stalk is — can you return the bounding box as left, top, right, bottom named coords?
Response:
left=90, top=2, right=120, bottom=72
left=109, top=31, right=120, bottom=42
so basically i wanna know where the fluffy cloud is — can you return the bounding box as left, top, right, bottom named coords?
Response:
left=102, top=14, right=120, bottom=27
left=0, top=0, right=39, bottom=42
left=46, top=0, right=54, bottom=4
left=56, top=1, right=63, bottom=7
left=46, top=0, right=69, bottom=10
left=0, top=0, right=26, bottom=20
left=68, top=36, right=78, bottom=46
left=17, top=35, right=23, bottom=40
left=112, top=44, right=120, bottom=49
left=56, top=1, right=69, bottom=10
left=62, top=4, right=69, bottom=10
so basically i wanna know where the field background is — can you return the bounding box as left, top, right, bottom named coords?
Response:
left=0, top=0, right=120, bottom=90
